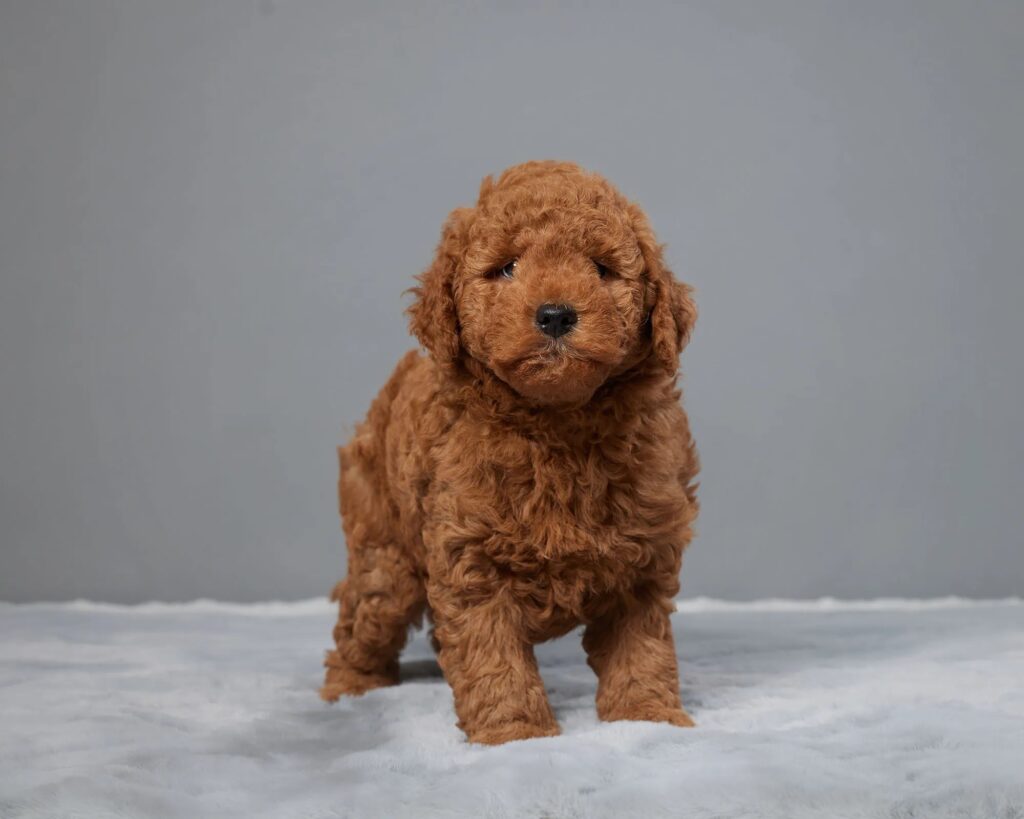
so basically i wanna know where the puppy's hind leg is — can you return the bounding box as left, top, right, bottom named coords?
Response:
left=321, top=544, right=425, bottom=699
left=321, top=443, right=426, bottom=700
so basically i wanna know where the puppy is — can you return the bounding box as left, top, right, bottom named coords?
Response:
left=322, top=161, right=699, bottom=745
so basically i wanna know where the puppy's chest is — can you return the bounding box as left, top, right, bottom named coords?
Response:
left=499, top=473, right=667, bottom=632
left=434, top=430, right=685, bottom=624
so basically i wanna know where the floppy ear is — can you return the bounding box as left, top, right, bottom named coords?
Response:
left=631, top=206, right=697, bottom=375
left=407, top=207, right=472, bottom=369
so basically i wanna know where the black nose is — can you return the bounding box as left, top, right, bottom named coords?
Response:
left=535, top=303, right=578, bottom=338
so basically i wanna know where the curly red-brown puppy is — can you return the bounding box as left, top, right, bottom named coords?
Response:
left=321, top=161, right=699, bottom=745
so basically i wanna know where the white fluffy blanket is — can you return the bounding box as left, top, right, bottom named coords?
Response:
left=1, top=598, right=1022, bottom=818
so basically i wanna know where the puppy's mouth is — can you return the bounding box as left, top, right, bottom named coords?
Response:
left=490, top=341, right=621, bottom=406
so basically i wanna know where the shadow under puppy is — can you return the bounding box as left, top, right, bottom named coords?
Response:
left=322, top=161, right=700, bottom=745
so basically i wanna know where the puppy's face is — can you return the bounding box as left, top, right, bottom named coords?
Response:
left=410, top=162, right=695, bottom=407
left=455, top=179, right=650, bottom=405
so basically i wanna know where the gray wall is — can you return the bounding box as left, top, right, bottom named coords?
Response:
left=1, top=0, right=1022, bottom=603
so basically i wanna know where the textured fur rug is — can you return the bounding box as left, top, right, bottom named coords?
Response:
left=1, top=598, right=1021, bottom=818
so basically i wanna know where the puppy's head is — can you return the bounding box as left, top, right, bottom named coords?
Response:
left=409, top=161, right=695, bottom=406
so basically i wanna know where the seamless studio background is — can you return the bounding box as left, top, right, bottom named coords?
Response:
left=1, top=1, right=1022, bottom=603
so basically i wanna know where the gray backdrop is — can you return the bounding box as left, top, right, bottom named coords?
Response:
left=1, top=1, right=1022, bottom=603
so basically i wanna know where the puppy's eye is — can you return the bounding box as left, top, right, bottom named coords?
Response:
left=492, top=260, right=517, bottom=280
left=594, top=261, right=612, bottom=279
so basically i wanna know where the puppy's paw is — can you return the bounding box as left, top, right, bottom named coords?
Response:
left=599, top=704, right=696, bottom=728
left=466, top=720, right=561, bottom=746
left=320, top=651, right=398, bottom=700
left=654, top=707, right=696, bottom=728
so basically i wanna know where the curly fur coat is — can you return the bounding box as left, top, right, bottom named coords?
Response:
left=322, top=161, right=700, bottom=745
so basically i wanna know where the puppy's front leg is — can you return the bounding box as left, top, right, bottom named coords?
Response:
left=583, top=587, right=695, bottom=727
left=431, top=588, right=559, bottom=745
